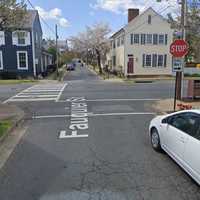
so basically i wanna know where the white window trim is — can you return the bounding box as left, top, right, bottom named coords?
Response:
left=0, top=31, right=5, bottom=46
left=145, top=54, right=152, bottom=67
left=17, top=51, right=28, bottom=70
left=0, top=51, right=3, bottom=70
left=13, top=31, right=29, bottom=46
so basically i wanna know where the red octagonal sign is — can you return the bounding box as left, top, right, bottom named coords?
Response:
left=170, top=39, right=189, bottom=57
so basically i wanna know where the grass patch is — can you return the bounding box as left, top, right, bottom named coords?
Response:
left=0, top=120, right=12, bottom=138
left=0, top=80, right=37, bottom=85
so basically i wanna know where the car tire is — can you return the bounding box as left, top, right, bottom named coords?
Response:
left=151, top=128, right=162, bottom=152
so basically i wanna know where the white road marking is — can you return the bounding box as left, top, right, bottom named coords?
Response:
left=4, top=83, right=67, bottom=103
left=33, top=112, right=155, bottom=119
left=86, top=98, right=161, bottom=102
left=55, top=83, right=68, bottom=102
left=3, top=85, right=36, bottom=103
left=58, top=98, right=160, bottom=103
left=59, top=130, right=88, bottom=139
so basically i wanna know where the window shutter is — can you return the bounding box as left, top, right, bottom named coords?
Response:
left=164, top=54, right=167, bottom=67
left=142, top=54, right=145, bottom=67
left=131, top=34, right=133, bottom=45
left=25, top=32, right=31, bottom=45
left=12, top=32, right=18, bottom=45
left=165, top=34, right=168, bottom=45
left=0, top=31, right=5, bottom=45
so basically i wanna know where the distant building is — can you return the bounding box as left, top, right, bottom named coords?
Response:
left=106, top=7, right=174, bottom=77
left=57, top=40, right=69, bottom=53
left=0, top=10, right=53, bottom=78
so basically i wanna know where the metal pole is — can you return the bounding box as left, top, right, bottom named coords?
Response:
left=180, top=0, right=187, bottom=99
left=55, top=24, right=59, bottom=77
left=174, top=72, right=178, bottom=111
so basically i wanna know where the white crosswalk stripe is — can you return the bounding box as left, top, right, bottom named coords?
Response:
left=4, top=83, right=67, bottom=103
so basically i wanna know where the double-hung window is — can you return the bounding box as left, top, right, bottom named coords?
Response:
left=153, top=34, right=158, bottom=45
left=158, top=55, right=164, bottom=67
left=159, top=34, right=164, bottom=44
left=134, top=34, right=139, bottom=44
left=121, top=35, right=124, bottom=45
left=17, top=32, right=26, bottom=45
left=145, top=55, right=152, bottom=67
left=141, top=34, right=146, bottom=45
left=146, top=34, right=152, bottom=44
left=0, top=51, right=3, bottom=70
left=17, top=51, right=28, bottom=70
left=117, top=38, right=120, bottom=47
left=148, top=15, right=152, bottom=24
left=113, top=40, right=116, bottom=49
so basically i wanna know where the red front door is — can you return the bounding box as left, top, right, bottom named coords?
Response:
left=127, top=57, right=134, bottom=74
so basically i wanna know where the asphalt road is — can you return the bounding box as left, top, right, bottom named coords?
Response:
left=0, top=83, right=34, bottom=103
left=0, top=66, right=199, bottom=200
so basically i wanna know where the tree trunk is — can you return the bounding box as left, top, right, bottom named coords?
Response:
left=96, top=49, right=102, bottom=74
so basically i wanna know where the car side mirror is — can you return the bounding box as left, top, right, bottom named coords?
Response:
left=162, top=118, right=168, bottom=124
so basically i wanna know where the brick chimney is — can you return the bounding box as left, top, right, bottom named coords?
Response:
left=128, top=9, right=139, bottom=23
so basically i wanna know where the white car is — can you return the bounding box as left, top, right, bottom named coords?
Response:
left=149, top=110, right=200, bottom=185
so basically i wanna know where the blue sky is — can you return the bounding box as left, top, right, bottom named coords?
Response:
left=26, top=0, right=180, bottom=40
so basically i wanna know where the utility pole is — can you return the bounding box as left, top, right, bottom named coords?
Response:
left=176, top=0, right=187, bottom=100
left=55, top=24, right=59, bottom=77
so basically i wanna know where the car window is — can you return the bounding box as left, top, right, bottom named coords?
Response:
left=170, top=113, right=200, bottom=139
left=170, top=115, right=188, bottom=132
left=184, top=113, right=200, bottom=140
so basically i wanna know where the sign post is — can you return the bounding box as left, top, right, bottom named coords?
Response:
left=170, top=39, right=189, bottom=111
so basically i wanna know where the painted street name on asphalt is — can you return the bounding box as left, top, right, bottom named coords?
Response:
left=59, top=97, right=89, bottom=139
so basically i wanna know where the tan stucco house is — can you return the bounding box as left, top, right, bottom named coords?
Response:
left=107, top=7, right=174, bottom=77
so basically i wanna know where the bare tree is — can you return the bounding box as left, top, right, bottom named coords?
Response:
left=70, top=22, right=111, bottom=74
left=0, top=0, right=27, bottom=30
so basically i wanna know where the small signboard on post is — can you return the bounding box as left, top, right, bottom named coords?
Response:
left=173, top=58, right=183, bottom=72
left=170, top=39, right=189, bottom=111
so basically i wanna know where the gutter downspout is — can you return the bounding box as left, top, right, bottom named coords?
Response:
left=31, top=30, right=36, bottom=77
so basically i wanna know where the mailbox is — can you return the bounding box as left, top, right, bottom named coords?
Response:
left=187, top=80, right=200, bottom=99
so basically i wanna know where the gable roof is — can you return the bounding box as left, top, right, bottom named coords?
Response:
left=22, top=10, right=38, bottom=28
left=110, top=28, right=125, bottom=39
left=110, top=7, right=169, bottom=39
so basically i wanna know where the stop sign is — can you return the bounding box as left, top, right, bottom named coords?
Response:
left=170, top=40, right=189, bottom=57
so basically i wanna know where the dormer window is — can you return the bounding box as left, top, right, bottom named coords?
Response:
left=148, top=15, right=152, bottom=24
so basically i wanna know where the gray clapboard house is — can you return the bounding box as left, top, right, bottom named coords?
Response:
left=0, top=10, right=53, bottom=78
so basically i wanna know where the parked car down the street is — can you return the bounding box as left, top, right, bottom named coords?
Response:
left=66, top=63, right=75, bottom=71
left=149, top=110, right=200, bottom=185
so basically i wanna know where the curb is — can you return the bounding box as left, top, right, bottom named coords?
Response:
left=0, top=113, right=25, bottom=144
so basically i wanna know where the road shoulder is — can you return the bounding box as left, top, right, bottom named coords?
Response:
left=0, top=104, right=27, bottom=169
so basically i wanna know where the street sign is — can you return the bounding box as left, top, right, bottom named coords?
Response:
left=170, top=39, right=189, bottom=57
left=173, top=58, right=183, bottom=72
left=188, top=0, right=200, bottom=8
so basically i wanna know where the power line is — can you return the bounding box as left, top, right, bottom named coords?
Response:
left=25, top=0, right=56, bottom=35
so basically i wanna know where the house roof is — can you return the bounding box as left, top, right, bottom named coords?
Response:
left=110, top=28, right=125, bottom=39
left=22, top=10, right=38, bottom=28
left=110, top=7, right=169, bottom=39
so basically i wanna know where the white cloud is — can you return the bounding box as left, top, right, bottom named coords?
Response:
left=91, top=0, right=180, bottom=16
left=35, top=6, right=70, bottom=28
left=59, top=18, right=70, bottom=27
